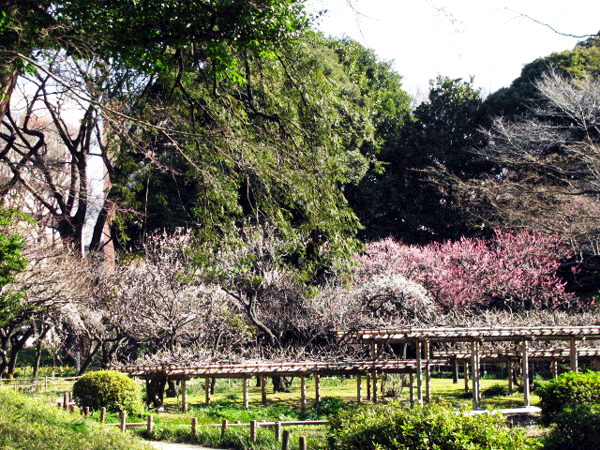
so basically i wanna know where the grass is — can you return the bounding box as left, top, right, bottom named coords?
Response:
left=0, top=374, right=544, bottom=450
left=0, top=388, right=152, bottom=450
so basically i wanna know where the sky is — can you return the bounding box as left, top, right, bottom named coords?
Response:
left=307, top=0, right=600, bottom=97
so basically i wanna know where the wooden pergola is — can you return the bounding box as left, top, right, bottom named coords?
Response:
left=114, top=359, right=420, bottom=412
left=341, top=326, right=600, bottom=409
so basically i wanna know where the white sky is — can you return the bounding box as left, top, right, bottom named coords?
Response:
left=308, top=0, right=600, bottom=97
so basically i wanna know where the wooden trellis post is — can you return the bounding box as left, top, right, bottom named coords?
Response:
left=181, top=378, right=188, bottom=412
left=570, top=339, right=578, bottom=373
left=243, top=377, right=249, bottom=409
left=522, top=340, right=530, bottom=407
left=416, top=340, right=423, bottom=406
left=300, top=376, right=307, bottom=412
left=508, top=361, right=514, bottom=393
left=205, top=377, right=211, bottom=404
left=314, top=374, right=321, bottom=402
left=357, top=375, right=362, bottom=404
left=261, top=376, right=268, bottom=405
left=471, top=340, right=480, bottom=410
left=424, top=341, right=431, bottom=402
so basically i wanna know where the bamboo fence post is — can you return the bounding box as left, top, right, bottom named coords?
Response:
left=63, top=392, right=68, bottom=410
left=147, top=415, right=154, bottom=434
left=100, top=407, right=106, bottom=424
left=84, top=406, right=90, bottom=418
left=120, top=411, right=127, bottom=432
left=299, top=436, right=307, bottom=450
left=221, top=419, right=228, bottom=438
left=191, top=417, right=198, bottom=436
left=282, top=429, right=291, bottom=450
left=275, top=422, right=282, bottom=441
left=250, top=420, right=257, bottom=442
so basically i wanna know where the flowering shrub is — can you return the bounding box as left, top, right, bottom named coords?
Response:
left=356, top=230, right=575, bottom=313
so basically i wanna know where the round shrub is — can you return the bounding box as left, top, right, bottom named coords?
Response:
left=327, top=403, right=535, bottom=450
left=73, top=370, right=143, bottom=414
left=537, top=370, right=600, bottom=426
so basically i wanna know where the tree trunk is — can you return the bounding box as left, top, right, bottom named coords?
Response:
left=272, top=376, right=291, bottom=393
left=0, top=61, right=18, bottom=124
left=147, top=372, right=167, bottom=410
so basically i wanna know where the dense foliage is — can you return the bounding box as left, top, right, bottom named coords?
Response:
left=542, top=402, right=600, bottom=450
left=537, top=371, right=600, bottom=426
left=73, top=370, right=143, bottom=414
left=327, top=403, right=536, bottom=450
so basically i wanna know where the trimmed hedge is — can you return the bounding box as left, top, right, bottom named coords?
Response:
left=327, top=403, right=536, bottom=450
left=73, top=370, right=143, bottom=415
left=537, top=370, right=600, bottom=426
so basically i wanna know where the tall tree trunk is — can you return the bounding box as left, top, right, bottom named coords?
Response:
left=0, top=67, right=18, bottom=124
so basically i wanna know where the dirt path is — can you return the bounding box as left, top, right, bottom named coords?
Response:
left=144, top=441, right=224, bottom=450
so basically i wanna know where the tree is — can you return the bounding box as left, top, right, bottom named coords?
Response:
left=483, top=33, right=600, bottom=120
left=355, top=230, right=576, bottom=314
left=456, top=70, right=600, bottom=294
left=0, top=222, right=94, bottom=376
left=0, top=0, right=311, bottom=122
left=111, top=33, right=374, bottom=275
left=350, top=76, right=487, bottom=243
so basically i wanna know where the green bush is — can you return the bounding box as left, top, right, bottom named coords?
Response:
left=73, top=370, right=143, bottom=415
left=537, top=370, right=600, bottom=426
left=543, top=403, right=600, bottom=450
left=327, top=403, right=537, bottom=450
left=300, top=396, right=351, bottom=420
left=482, top=383, right=509, bottom=397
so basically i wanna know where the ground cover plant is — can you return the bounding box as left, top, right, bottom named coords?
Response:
left=0, top=388, right=152, bottom=450
left=327, top=402, right=538, bottom=450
